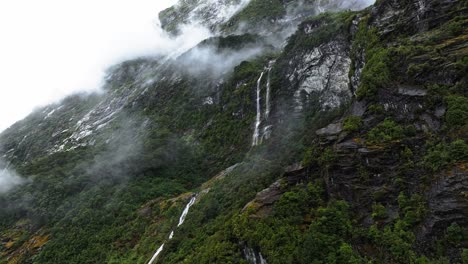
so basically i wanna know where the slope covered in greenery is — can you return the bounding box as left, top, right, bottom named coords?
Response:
left=0, top=0, right=467, bottom=263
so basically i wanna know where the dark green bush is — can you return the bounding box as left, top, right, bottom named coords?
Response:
left=343, top=116, right=363, bottom=132
left=446, top=222, right=464, bottom=245
left=367, top=119, right=404, bottom=144
left=424, top=139, right=468, bottom=172
left=462, top=249, right=468, bottom=264
left=357, top=48, right=391, bottom=100
left=372, top=203, right=388, bottom=220
left=445, top=95, right=468, bottom=128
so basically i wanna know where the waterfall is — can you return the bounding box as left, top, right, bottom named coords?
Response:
left=178, top=195, right=197, bottom=226
left=148, top=244, right=165, bottom=264
left=252, top=72, right=264, bottom=146
left=147, top=194, right=198, bottom=264
left=243, top=246, right=268, bottom=264
left=261, top=60, right=276, bottom=143
left=265, top=61, right=275, bottom=120
left=252, top=60, right=276, bottom=146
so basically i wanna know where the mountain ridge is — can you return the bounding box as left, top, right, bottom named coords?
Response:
left=1, top=0, right=467, bottom=263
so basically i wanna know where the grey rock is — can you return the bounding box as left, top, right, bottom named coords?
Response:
left=316, top=123, right=343, bottom=136
left=435, top=105, right=446, bottom=118
left=337, top=140, right=359, bottom=150
left=421, top=113, right=441, bottom=131
left=398, top=85, right=427, bottom=96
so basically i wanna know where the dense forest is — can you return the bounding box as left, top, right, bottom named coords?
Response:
left=0, top=0, right=467, bottom=263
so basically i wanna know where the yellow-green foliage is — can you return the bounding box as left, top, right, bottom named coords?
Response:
left=343, top=115, right=363, bottom=132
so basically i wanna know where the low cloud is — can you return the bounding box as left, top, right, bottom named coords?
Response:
left=178, top=45, right=265, bottom=77
left=0, top=165, right=25, bottom=194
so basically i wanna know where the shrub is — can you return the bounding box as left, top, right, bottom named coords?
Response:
left=446, top=222, right=464, bottom=245
left=302, top=145, right=320, bottom=167
left=407, top=63, right=430, bottom=78
left=462, top=248, right=468, bottom=264
left=372, top=203, right=388, bottom=220
left=445, top=95, right=468, bottom=128
left=319, top=147, right=337, bottom=167
left=446, top=20, right=464, bottom=36
left=368, top=104, right=385, bottom=115
left=343, top=116, right=363, bottom=132
left=398, top=193, right=427, bottom=226
left=424, top=140, right=468, bottom=172
left=357, top=48, right=391, bottom=100
left=367, top=119, right=404, bottom=144
left=450, top=139, right=468, bottom=161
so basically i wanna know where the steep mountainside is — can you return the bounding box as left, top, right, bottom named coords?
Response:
left=0, top=0, right=467, bottom=263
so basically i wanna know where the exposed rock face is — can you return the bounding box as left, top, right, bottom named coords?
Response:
left=316, top=123, right=343, bottom=136
left=289, top=41, right=352, bottom=111
left=243, top=179, right=283, bottom=218
left=275, top=17, right=354, bottom=119
left=370, top=0, right=461, bottom=35
left=421, top=167, right=468, bottom=244
left=159, top=0, right=249, bottom=34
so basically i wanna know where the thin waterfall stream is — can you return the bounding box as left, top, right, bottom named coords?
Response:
left=252, top=72, right=265, bottom=146
left=252, top=60, right=276, bottom=146
left=148, top=194, right=198, bottom=264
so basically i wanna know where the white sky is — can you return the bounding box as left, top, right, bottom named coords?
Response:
left=0, top=0, right=181, bottom=132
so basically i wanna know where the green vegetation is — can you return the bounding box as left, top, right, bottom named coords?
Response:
left=356, top=48, right=392, bottom=100
left=343, top=116, right=363, bottom=132
left=372, top=203, right=387, bottom=220
left=1, top=0, right=467, bottom=263
left=367, top=119, right=404, bottom=144
left=446, top=223, right=465, bottom=246
left=445, top=95, right=468, bottom=128
left=226, top=0, right=286, bottom=25
left=352, top=18, right=391, bottom=100
left=462, top=249, right=468, bottom=264
left=424, top=139, right=468, bottom=172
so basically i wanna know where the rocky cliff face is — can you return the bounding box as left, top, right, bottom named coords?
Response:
left=0, top=0, right=467, bottom=263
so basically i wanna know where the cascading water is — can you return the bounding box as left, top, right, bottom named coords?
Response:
left=178, top=195, right=197, bottom=226
left=148, top=244, right=165, bottom=264
left=243, top=246, right=268, bottom=264
left=148, top=194, right=198, bottom=264
left=252, top=60, right=276, bottom=146
left=265, top=61, right=275, bottom=120
left=252, top=72, right=264, bottom=146
left=262, top=60, right=275, bottom=142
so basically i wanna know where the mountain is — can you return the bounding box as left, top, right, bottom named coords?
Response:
left=0, top=0, right=467, bottom=263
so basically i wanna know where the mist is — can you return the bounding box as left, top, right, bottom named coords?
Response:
left=0, top=0, right=201, bottom=132
left=0, top=163, right=25, bottom=194
left=0, top=0, right=378, bottom=132
left=178, top=45, right=265, bottom=77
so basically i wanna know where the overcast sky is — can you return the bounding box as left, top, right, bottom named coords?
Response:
left=0, top=0, right=181, bottom=132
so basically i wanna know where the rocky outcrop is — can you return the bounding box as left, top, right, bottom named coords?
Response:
left=420, top=166, right=468, bottom=247
left=242, top=179, right=283, bottom=218
left=159, top=0, right=249, bottom=34
left=370, top=0, right=463, bottom=35
left=290, top=40, right=352, bottom=112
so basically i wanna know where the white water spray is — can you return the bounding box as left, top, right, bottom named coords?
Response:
left=252, top=72, right=264, bottom=146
